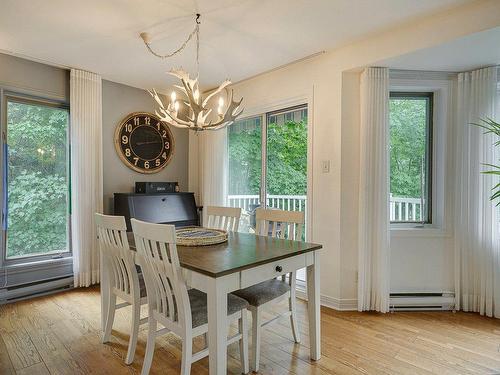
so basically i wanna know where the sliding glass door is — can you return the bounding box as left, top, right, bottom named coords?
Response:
left=227, top=105, right=308, bottom=241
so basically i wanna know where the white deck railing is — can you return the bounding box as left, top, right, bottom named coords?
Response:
left=228, top=194, right=424, bottom=222
left=390, top=195, right=424, bottom=222
left=228, top=194, right=307, bottom=213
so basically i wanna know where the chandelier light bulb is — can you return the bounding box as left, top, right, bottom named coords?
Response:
left=194, top=89, right=200, bottom=102
left=174, top=101, right=180, bottom=112
left=171, top=91, right=176, bottom=103
left=218, top=97, right=224, bottom=108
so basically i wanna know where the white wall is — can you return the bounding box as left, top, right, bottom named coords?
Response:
left=391, top=235, right=454, bottom=293
left=339, top=71, right=360, bottom=305
left=189, top=0, right=500, bottom=308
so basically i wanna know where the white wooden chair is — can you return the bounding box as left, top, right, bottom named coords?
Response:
left=205, top=206, right=242, bottom=232
left=131, top=218, right=249, bottom=375
left=96, top=213, right=148, bottom=365
left=233, top=208, right=304, bottom=372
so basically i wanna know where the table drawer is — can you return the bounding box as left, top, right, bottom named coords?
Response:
left=240, top=254, right=307, bottom=289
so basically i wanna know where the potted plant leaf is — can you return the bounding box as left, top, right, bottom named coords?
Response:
left=473, top=118, right=500, bottom=204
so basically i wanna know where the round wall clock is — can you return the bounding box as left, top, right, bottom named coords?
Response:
left=114, top=112, right=174, bottom=174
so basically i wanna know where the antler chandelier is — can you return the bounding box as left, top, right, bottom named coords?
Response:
left=140, top=14, right=243, bottom=131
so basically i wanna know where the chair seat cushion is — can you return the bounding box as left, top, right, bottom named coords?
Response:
left=232, top=279, right=290, bottom=307
left=188, top=289, right=248, bottom=328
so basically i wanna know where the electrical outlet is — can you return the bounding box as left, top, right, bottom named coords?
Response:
left=321, top=160, right=330, bottom=173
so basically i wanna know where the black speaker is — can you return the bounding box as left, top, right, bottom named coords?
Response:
left=135, top=182, right=179, bottom=194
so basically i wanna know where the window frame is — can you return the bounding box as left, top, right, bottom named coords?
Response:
left=227, top=104, right=309, bottom=214
left=1, top=92, right=72, bottom=267
left=389, top=91, right=434, bottom=225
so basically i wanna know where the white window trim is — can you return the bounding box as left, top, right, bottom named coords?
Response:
left=389, top=77, right=454, bottom=236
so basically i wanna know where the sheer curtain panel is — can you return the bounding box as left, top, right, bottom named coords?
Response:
left=358, top=67, right=391, bottom=313
left=199, top=128, right=228, bottom=224
left=454, top=66, right=499, bottom=318
left=70, top=69, right=103, bottom=288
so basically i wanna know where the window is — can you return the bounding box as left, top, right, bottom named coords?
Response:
left=3, top=96, right=70, bottom=261
left=389, top=92, right=433, bottom=224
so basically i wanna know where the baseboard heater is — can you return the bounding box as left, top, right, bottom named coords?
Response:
left=0, top=276, right=74, bottom=304
left=389, top=292, right=455, bottom=311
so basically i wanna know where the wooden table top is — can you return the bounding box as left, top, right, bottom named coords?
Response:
left=128, top=231, right=322, bottom=278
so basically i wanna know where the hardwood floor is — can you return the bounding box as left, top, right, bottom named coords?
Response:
left=1, top=287, right=499, bottom=374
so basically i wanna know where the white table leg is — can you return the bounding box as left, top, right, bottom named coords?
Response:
left=307, top=250, right=321, bottom=360
left=207, top=276, right=228, bottom=375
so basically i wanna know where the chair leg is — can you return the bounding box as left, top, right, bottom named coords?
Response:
left=251, top=308, right=262, bottom=373
left=102, top=293, right=116, bottom=343
left=141, top=316, right=157, bottom=375
left=289, top=290, right=301, bottom=344
left=239, top=310, right=249, bottom=374
left=125, top=301, right=141, bottom=365
left=181, top=334, right=192, bottom=375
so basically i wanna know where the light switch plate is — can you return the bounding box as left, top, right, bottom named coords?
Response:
left=321, top=160, right=330, bottom=173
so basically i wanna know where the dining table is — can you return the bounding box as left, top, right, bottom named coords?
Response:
left=101, top=230, right=322, bottom=375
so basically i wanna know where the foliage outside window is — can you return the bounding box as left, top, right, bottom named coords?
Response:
left=228, top=110, right=307, bottom=197
left=389, top=92, right=433, bottom=223
left=228, top=116, right=262, bottom=196
left=266, top=109, right=307, bottom=196
left=5, top=98, right=70, bottom=259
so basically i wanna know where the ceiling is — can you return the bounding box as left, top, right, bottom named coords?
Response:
left=378, top=26, right=500, bottom=72
left=0, top=0, right=472, bottom=91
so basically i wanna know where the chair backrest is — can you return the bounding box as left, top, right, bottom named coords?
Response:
left=131, top=218, right=190, bottom=330
left=206, top=206, right=242, bottom=232
left=255, top=208, right=305, bottom=241
left=95, top=213, right=139, bottom=298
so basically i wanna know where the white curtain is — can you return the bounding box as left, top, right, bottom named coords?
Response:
left=358, top=67, right=391, bottom=313
left=70, top=69, right=103, bottom=288
left=199, top=128, right=228, bottom=223
left=454, top=66, right=500, bottom=318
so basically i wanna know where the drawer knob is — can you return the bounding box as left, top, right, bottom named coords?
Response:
left=275, top=265, right=283, bottom=273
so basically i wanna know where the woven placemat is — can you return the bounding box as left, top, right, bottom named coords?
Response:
left=176, top=226, right=228, bottom=246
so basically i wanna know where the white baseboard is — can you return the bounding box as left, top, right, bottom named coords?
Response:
left=296, top=287, right=358, bottom=311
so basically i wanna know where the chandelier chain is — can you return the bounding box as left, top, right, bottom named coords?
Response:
left=195, top=22, right=200, bottom=75
left=143, top=14, right=200, bottom=65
